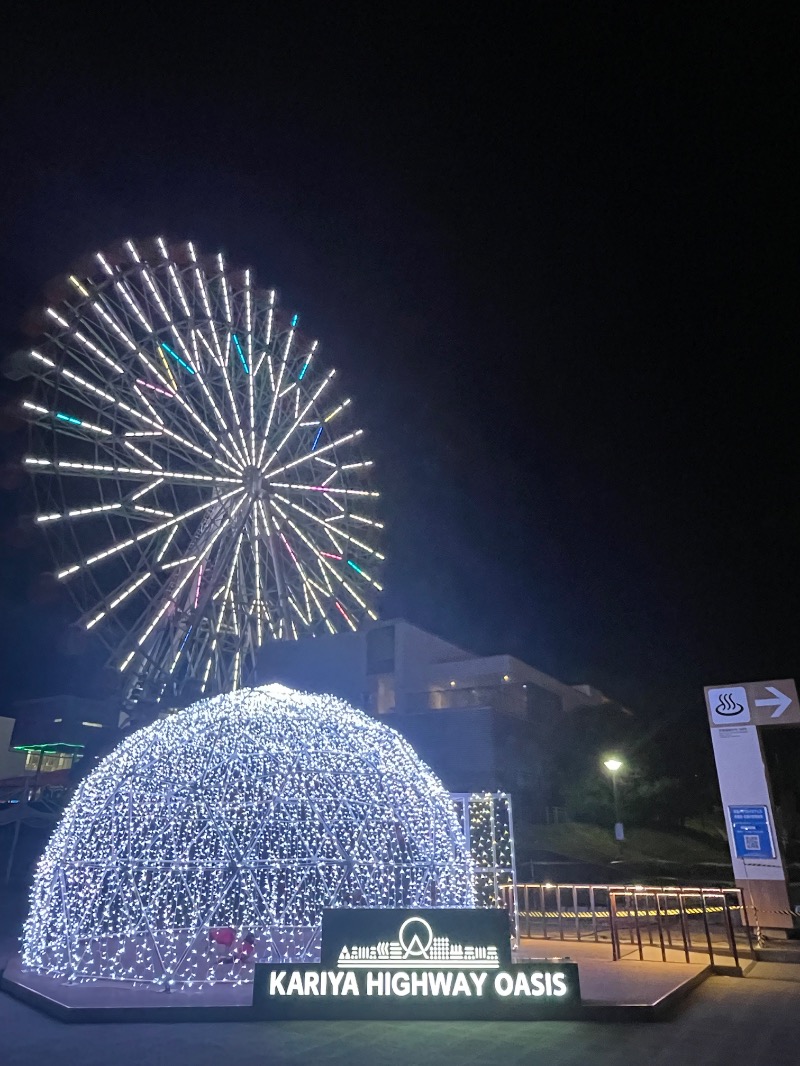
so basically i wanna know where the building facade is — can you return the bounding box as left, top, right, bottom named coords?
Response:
left=5, top=695, right=119, bottom=784
left=257, top=619, right=608, bottom=820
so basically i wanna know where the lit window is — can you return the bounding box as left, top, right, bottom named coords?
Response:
left=25, top=751, right=74, bottom=773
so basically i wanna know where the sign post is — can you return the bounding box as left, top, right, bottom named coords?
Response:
left=704, top=678, right=798, bottom=933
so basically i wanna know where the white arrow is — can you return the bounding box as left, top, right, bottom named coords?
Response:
left=755, top=686, right=793, bottom=718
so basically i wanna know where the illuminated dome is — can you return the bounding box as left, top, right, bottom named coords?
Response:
left=22, top=685, right=473, bottom=986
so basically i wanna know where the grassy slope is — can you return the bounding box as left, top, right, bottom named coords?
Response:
left=524, top=822, right=730, bottom=865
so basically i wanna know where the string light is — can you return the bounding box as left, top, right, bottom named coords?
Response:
left=452, top=793, right=517, bottom=912
left=22, top=685, right=474, bottom=987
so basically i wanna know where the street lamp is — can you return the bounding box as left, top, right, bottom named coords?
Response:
left=603, top=757, right=624, bottom=842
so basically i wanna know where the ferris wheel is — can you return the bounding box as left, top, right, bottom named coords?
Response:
left=21, top=237, right=382, bottom=705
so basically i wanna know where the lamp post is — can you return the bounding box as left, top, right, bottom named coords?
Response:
left=603, top=757, right=624, bottom=842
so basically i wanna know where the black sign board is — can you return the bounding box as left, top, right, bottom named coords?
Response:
left=254, top=909, right=580, bottom=1021
left=320, top=907, right=513, bottom=967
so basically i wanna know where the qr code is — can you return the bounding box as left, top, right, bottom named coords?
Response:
left=743, top=835, right=760, bottom=851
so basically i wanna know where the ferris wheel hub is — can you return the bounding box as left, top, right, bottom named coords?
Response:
left=242, top=464, right=265, bottom=498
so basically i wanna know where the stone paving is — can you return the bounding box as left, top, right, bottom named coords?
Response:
left=2, top=964, right=799, bottom=1066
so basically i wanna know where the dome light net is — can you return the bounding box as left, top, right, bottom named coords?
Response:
left=22, top=684, right=474, bottom=986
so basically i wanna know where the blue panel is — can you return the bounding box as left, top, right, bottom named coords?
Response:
left=729, top=805, right=776, bottom=860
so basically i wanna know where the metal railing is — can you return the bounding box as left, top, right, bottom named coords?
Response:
left=503, top=882, right=756, bottom=971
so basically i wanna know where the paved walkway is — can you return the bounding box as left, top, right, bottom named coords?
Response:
left=3, top=965, right=800, bottom=1066
left=518, top=937, right=710, bottom=1004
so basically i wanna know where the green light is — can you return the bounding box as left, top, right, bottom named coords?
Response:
left=13, top=743, right=85, bottom=754
left=55, top=412, right=82, bottom=426
left=346, top=560, right=363, bottom=575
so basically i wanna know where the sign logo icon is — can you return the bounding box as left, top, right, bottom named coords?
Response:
left=715, top=692, right=744, bottom=716
left=338, top=914, right=500, bottom=969
left=398, top=916, right=434, bottom=957
left=707, top=686, right=750, bottom=725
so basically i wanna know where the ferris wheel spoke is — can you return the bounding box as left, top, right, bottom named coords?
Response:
left=333, top=600, right=358, bottom=631
left=45, top=308, right=124, bottom=376
left=90, top=277, right=178, bottom=396
left=257, top=499, right=294, bottom=635
left=268, top=481, right=379, bottom=498
left=199, top=529, right=246, bottom=692
left=109, top=260, right=238, bottom=465
left=121, top=492, right=247, bottom=669
left=155, top=523, right=180, bottom=564
left=253, top=291, right=277, bottom=381
left=265, top=289, right=278, bottom=357
left=54, top=488, right=244, bottom=580
left=22, top=399, right=112, bottom=440
left=271, top=493, right=347, bottom=547
left=194, top=324, right=224, bottom=372
left=129, top=383, right=243, bottom=477
left=122, top=438, right=164, bottom=470
left=72, top=278, right=170, bottom=392
left=261, top=318, right=298, bottom=451
left=188, top=331, right=232, bottom=433
left=320, top=398, right=352, bottom=425
left=84, top=571, right=154, bottom=631
left=286, top=591, right=311, bottom=628
left=272, top=503, right=376, bottom=619
left=339, top=530, right=385, bottom=561
left=275, top=525, right=332, bottom=633
left=265, top=429, right=364, bottom=479
left=247, top=344, right=256, bottom=464
left=156, top=238, right=192, bottom=319
left=315, top=555, right=376, bottom=616
left=67, top=276, right=138, bottom=356
left=25, top=456, right=240, bottom=486
left=35, top=501, right=123, bottom=525
left=27, top=346, right=236, bottom=474
left=259, top=367, right=336, bottom=470
left=187, top=244, right=217, bottom=341
left=216, top=253, right=233, bottom=323
left=128, top=477, right=165, bottom=503
left=250, top=504, right=264, bottom=645
left=203, top=327, right=250, bottom=462
left=138, top=362, right=243, bottom=473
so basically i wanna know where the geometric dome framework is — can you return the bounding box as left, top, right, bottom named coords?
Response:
left=22, top=685, right=474, bottom=986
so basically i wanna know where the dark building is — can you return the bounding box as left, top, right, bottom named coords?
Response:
left=7, top=695, right=119, bottom=780
left=257, top=619, right=611, bottom=820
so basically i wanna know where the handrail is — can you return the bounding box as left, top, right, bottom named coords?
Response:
left=501, top=881, right=755, bottom=971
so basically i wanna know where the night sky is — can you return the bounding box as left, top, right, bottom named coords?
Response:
left=0, top=6, right=797, bottom=762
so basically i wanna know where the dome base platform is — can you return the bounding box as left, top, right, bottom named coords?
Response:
left=1, top=949, right=710, bottom=1023
left=1, top=955, right=256, bottom=1022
